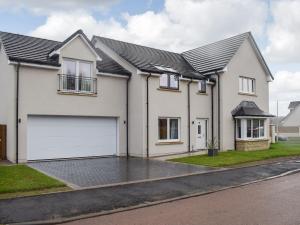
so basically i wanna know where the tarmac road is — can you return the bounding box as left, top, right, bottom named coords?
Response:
left=65, top=172, right=300, bottom=225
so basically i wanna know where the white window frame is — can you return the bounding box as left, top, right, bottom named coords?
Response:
left=159, top=74, right=179, bottom=90
left=239, top=76, right=255, bottom=94
left=158, top=117, right=181, bottom=142
left=236, top=118, right=266, bottom=140
left=62, top=58, right=93, bottom=93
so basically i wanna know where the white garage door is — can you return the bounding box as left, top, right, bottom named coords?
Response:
left=27, top=116, right=117, bottom=160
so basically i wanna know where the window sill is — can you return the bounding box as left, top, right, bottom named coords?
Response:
left=238, top=92, right=257, bottom=97
left=197, top=91, right=208, bottom=95
left=157, top=88, right=181, bottom=93
left=57, top=91, right=97, bottom=97
left=236, top=138, right=269, bottom=142
left=156, top=141, right=184, bottom=145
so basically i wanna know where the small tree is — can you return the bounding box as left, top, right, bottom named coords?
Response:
left=207, top=137, right=218, bottom=156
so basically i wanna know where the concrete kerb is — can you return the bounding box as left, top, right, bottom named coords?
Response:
left=10, top=168, right=300, bottom=225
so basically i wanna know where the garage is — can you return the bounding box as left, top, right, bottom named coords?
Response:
left=27, top=116, right=117, bottom=160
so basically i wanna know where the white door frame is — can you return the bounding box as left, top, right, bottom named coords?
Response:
left=195, top=118, right=208, bottom=150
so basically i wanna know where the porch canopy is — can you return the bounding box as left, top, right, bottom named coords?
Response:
left=232, top=101, right=274, bottom=118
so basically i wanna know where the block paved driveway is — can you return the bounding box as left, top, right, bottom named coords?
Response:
left=28, top=157, right=216, bottom=188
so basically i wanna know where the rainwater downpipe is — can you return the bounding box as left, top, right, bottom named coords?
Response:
left=126, top=75, right=131, bottom=158
left=210, top=80, right=216, bottom=143
left=146, top=73, right=152, bottom=158
left=16, top=62, right=20, bottom=164
left=187, top=79, right=192, bottom=152
left=215, top=71, right=221, bottom=150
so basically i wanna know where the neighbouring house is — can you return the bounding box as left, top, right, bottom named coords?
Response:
left=0, top=30, right=274, bottom=163
left=272, top=101, right=300, bottom=138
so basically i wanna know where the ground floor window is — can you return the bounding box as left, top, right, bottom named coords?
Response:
left=236, top=118, right=266, bottom=139
left=159, top=117, right=180, bottom=141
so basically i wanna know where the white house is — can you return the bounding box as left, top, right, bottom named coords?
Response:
left=0, top=30, right=273, bottom=163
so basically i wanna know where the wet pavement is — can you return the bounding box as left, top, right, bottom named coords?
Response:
left=1, top=160, right=300, bottom=224
left=29, top=157, right=215, bottom=188
left=64, top=172, right=300, bottom=225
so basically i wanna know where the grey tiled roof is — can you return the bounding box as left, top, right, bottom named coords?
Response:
left=182, top=32, right=250, bottom=74
left=93, top=36, right=205, bottom=80
left=0, top=30, right=130, bottom=76
left=232, top=101, right=274, bottom=117
left=288, top=101, right=300, bottom=110
left=95, top=48, right=131, bottom=76
left=0, top=31, right=60, bottom=66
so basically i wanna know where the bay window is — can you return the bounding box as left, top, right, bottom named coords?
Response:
left=236, top=118, right=266, bottom=139
left=159, top=74, right=179, bottom=90
left=159, top=118, right=180, bottom=141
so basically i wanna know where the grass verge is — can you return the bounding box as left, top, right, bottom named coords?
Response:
left=0, top=165, right=66, bottom=196
left=170, top=139, right=300, bottom=167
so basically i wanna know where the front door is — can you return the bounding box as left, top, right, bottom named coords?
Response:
left=0, top=125, right=6, bottom=160
left=195, top=119, right=207, bottom=150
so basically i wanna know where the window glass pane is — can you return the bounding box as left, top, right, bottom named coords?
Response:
left=79, top=62, right=91, bottom=77
left=259, top=119, right=265, bottom=137
left=63, top=60, right=76, bottom=90
left=169, top=74, right=178, bottom=89
left=63, top=60, right=76, bottom=76
left=243, top=78, right=248, bottom=93
left=79, top=62, right=92, bottom=92
left=253, top=119, right=259, bottom=138
left=248, top=79, right=253, bottom=93
left=159, top=119, right=168, bottom=140
left=169, top=119, right=179, bottom=139
left=199, top=80, right=206, bottom=93
left=198, top=124, right=201, bottom=135
left=160, top=74, right=168, bottom=87
left=247, top=119, right=252, bottom=138
left=252, top=79, right=255, bottom=93
left=239, top=77, right=243, bottom=92
left=237, top=119, right=241, bottom=138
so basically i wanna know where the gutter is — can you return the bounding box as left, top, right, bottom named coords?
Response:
left=8, top=60, right=60, bottom=70
left=146, top=73, right=152, bottom=158
left=187, top=79, right=193, bottom=152
left=15, top=62, right=20, bottom=164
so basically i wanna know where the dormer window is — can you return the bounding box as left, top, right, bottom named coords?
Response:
left=58, top=58, right=97, bottom=94
left=198, top=80, right=207, bottom=93
left=159, top=74, right=179, bottom=90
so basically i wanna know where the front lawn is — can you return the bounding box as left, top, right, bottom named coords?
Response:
left=0, top=165, right=66, bottom=195
left=170, top=139, right=300, bottom=167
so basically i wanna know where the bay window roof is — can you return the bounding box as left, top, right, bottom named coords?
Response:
left=232, top=101, right=274, bottom=118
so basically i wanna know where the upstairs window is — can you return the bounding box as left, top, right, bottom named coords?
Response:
left=239, top=77, right=255, bottom=94
left=59, top=58, right=96, bottom=94
left=198, top=80, right=207, bottom=93
left=159, top=74, right=179, bottom=90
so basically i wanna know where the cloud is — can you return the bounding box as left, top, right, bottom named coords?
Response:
left=0, top=0, right=119, bottom=14
left=29, top=0, right=269, bottom=52
left=265, top=0, right=300, bottom=63
left=269, top=70, right=300, bottom=116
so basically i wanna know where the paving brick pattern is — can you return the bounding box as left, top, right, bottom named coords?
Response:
left=29, top=157, right=215, bottom=188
